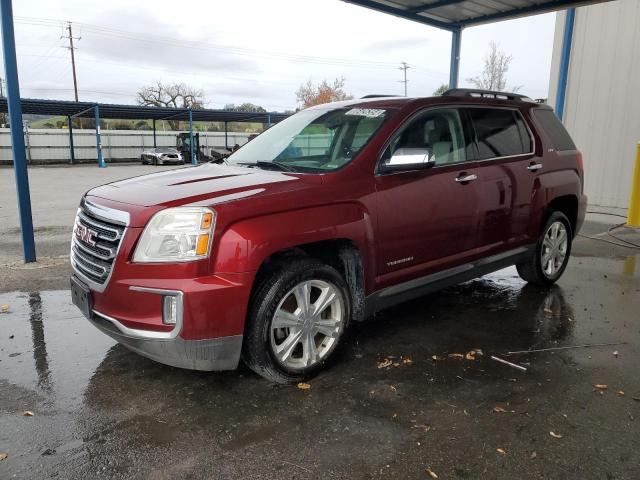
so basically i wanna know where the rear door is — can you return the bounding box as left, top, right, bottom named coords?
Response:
left=466, top=107, right=538, bottom=255
left=374, top=107, right=481, bottom=288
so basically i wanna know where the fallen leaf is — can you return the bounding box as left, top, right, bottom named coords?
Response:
left=22, top=411, right=34, bottom=417
left=0, top=304, right=9, bottom=313
left=496, top=448, right=506, bottom=455
left=389, top=385, right=397, bottom=392
left=431, top=355, right=443, bottom=361
left=377, top=358, right=393, bottom=369
left=617, top=390, right=625, bottom=396
left=402, top=357, right=413, bottom=365
left=392, top=413, right=398, bottom=418
left=493, top=406, right=507, bottom=413
left=530, top=451, right=537, bottom=460
left=465, top=352, right=476, bottom=361
left=543, top=307, right=554, bottom=315
left=0, top=452, right=7, bottom=462
left=448, top=353, right=464, bottom=360
left=594, top=384, right=608, bottom=390
left=297, top=382, right=311, bottom=390
left=426, top=467, right=439, bottom=479
left=550, top=431, right=563, bottom=439
left=613, top=350, right=619, bottom=357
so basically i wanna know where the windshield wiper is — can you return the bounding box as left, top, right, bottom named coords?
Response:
left=238, top=161, right=295, bottom=172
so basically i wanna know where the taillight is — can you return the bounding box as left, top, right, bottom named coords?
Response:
left=576, top=150, right=584, bottom=171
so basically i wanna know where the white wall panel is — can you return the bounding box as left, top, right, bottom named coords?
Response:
left=548, top=0, right=640, bottom=208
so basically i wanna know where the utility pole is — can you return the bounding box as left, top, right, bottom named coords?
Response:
left=399, top=62, right=410, bottom=96
left=61, top=21, right=80, bottom=101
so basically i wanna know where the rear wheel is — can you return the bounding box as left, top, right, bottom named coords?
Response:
left=243, top=258, right=350, bottom=383
left=517, top=211, right=572, bottom=285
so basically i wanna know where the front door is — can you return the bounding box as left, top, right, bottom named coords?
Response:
left=375, top=107, right=481, bottom=289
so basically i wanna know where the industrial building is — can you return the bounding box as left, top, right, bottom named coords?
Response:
left=548, top=0, right=640, bottom=209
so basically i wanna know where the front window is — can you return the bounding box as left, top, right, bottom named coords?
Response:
left=226, top=106, right=395, bottom=173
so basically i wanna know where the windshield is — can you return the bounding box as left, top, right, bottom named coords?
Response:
left=226, top=106, right=395, bottom=173
left=156, top=147, right=177, bottom=153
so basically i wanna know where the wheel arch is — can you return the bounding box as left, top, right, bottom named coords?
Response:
left=545, top=194, right=578, bottom=236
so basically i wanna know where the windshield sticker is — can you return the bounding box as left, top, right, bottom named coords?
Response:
left=345, top=108, right=385, bottom=118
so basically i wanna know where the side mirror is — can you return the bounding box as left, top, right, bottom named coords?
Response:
left=381, top=147, right=435, bottom=173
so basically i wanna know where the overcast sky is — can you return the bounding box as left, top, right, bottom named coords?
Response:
left=7, top=0, right=557, bottom=112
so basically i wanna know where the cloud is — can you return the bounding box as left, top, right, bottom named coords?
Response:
left=77, top=8, right=256, bottom=75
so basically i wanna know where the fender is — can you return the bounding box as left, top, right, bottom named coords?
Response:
left=213, top=202, right=376, bottom=291
left=530, top=168, right=581, bottom=236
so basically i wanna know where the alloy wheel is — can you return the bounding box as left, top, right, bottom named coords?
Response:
left=541, top=221, right=568, bottom=277
left=270, top=279, right=344, bottom=370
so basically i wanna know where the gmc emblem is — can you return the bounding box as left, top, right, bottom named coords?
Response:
left=75, top=224, right=97, bottom=246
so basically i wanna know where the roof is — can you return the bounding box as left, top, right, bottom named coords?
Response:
left=343, top=0, right=613, bottom=30
left=0, top=97, right=289, bottom=123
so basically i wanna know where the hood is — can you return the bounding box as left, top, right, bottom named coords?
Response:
left=87, top=164, right=319, bottom=208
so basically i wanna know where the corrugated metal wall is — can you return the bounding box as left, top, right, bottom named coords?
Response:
left=548, top=0, right=640, bottom=208
left=0, top=129, right=251, bottom=164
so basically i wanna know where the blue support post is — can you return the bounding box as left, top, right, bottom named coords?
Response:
left=152, top=118, right=157, bottom=148
left=224, top=121, right=228, bottom=150
left=449, top=28, right=462, bottom=89
left=555, top=8, right=575, bottom=121
left=1, top=0, right=36, bottom=262
left=94, top=104, right=105, bottom=167
left=67, top=115, right=75, bottom=164
left=188, top=108, right=196, bottom=165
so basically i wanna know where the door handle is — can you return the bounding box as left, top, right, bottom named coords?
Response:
left=527, top=162, right=543, bottom=171
left=455, top=173, right=477, bottom=183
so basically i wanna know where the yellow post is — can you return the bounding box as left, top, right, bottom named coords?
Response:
left=628, top=142, right=640, bottom=227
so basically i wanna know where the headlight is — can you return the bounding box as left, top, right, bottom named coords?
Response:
left=132, top=207, right=215, bottom=262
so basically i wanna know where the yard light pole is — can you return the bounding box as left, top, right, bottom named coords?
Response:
left=1, top=0, right=36, bottom=262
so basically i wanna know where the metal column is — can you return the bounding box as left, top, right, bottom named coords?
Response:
left=188, top=108, right=196, bottom=165
left=267, top=113, right=272, bottom=127
left=449, top=28, right=462, bottom=89
left=1, top=0, right=36, bottom=262
left=94, top=104, right=105, bottom=168
left=152, top=118, right=157, bottom=148
left=224, top=121, right=228, bottom=150
left=555, top=8, right=575, bottom=122
left=67, top=115, right=75, bottom=164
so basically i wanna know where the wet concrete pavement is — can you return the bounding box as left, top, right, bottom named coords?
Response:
left=1, top=234, right=639, bottom=479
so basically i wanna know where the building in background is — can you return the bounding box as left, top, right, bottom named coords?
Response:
left=548, top=0, right=640, bottom=209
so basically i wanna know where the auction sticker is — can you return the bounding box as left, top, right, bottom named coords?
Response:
left=345, top=108, right=386, bottom=118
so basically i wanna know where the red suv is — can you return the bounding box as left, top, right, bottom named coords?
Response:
left=70, top=89, right=586, bottom=383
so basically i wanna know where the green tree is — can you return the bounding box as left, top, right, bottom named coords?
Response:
left=433, top=84, right=449, bottom=96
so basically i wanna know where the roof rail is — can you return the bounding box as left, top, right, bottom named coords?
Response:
left=360, top=94, right=401, bottom=99
left=443, top=88, right=534, bottom=102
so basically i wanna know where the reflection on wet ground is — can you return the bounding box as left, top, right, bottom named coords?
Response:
left=1, top=254, right=639, bottom=479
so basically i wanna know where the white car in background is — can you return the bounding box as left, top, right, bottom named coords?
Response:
left=140, top=147, right=183, bottom=165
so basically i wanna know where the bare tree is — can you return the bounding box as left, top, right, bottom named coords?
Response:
left=466, top=42, right=515, bottom=92
left=137, top=82, right=205, bottom=129
left=296, top=77, right=353, bottom=108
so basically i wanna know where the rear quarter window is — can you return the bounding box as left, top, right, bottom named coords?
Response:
left=468, top=108, right=533, bottom=160
left=533, top=109, right=576, bottom=151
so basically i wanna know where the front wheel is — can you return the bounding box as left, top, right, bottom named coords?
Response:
left=243, top=258, right=350, bottom=383
left=516, top=211, right=572, bottom=285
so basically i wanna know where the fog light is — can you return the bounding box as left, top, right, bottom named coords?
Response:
left=162, top=295, right=178, bottom=325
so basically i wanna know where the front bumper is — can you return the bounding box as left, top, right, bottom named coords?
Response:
left=89, top=308, right=242, bottom=371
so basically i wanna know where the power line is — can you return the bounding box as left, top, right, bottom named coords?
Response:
left=399, top=62, right=410, bottom=96
left=60, top=21, right=80, bottom=101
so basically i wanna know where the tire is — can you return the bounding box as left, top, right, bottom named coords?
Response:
left=242, top=257, right=351, bottom=383
left=516, top=211, right=572, bottom=286
left=141, top=155, right=146, bottom=165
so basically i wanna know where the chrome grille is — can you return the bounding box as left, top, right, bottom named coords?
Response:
left=71, top=200, right=127, bottom=289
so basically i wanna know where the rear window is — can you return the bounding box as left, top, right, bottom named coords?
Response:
left=468, top=108, right=533, bottom=160
left=533, top=109, right=576, bottom=151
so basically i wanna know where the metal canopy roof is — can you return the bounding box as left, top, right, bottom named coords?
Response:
left=0, top=97, right=288, bottom=123
left=344, top=0, right=612, bottom=30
